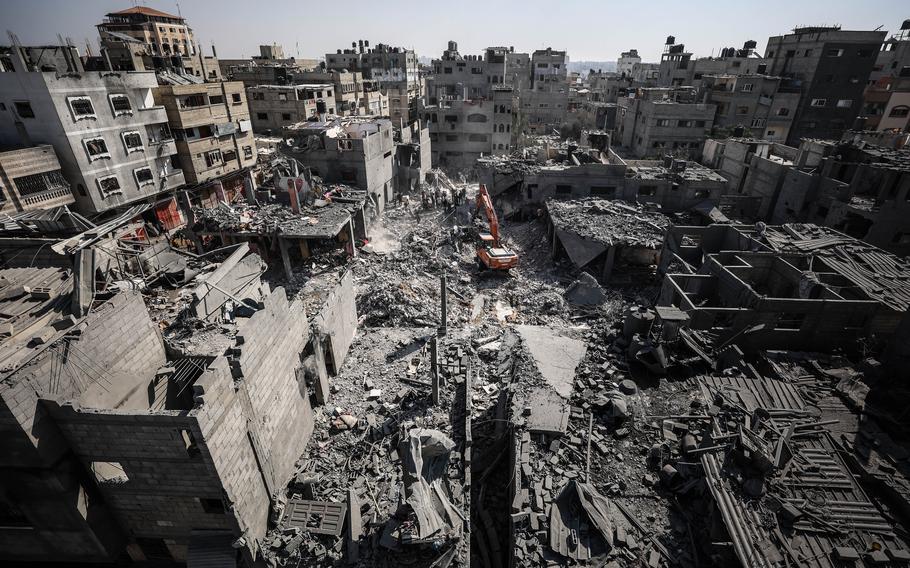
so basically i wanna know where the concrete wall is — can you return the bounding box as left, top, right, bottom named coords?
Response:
left=0, top=144, right=74, bottom=213
left=307, top=270, right=357, bottom=374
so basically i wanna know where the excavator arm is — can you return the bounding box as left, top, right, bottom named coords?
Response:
left=473, top=184, right=518, bottom=270
left=475, top=184, right=501, bottom=246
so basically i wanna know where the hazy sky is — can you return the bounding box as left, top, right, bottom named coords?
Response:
left=5, top=0, right=907, bottom=62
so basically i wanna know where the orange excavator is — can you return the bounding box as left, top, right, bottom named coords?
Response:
left=473, top=184, right=519, bottom=270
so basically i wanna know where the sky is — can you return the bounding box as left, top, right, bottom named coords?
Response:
left=4, top=0, right=907, bottom=63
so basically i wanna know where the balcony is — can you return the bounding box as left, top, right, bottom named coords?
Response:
left=20, top=187, right=75, bottom=210
left=136, top=105, right=168, bottom=124
left=169, top=104, right=230, bottom=128
left=148, top=138, right=178, bottom=157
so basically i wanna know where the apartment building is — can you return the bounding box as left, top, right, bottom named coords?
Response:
left=154, top=81, right=256, bottom=195
left=325, top=41, right=421, bottom=124
left=0, top=51, right=183, bottom=214
left=618, top=49, right=642, bottom=77
left=524, top=48, right=570, bottom=134
left=659, top=39, right=768, bottom=87
left=247, top=84, right=335, bottom=132
left=700, top=74, right=799, bottom=143
left=424, top=86, right=515, bottom=170
left=426, top=42, right=530, bottom=104
left=861, top=24, right=910, bottom=132
left=0, top=145, right=73, bottom=213
left=615, top=87, right=716, bottom=159
left=96, top=6, right=220, bottom=80
left=764, top=26, right=887, bottom=144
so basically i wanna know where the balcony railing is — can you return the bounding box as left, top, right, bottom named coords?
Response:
left=21, top=187, right=74, bottom=208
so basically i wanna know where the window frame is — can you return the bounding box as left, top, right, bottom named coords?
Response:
left=133, top=166, right=155, bottom=187
left=810, top=98, right=827, bottom=107
left=83, top=137, right=110, bottom=161
left=108, top=93, right=133, bottom=116
left=121, top=130, right=144, bottom=153
left=67, top=96, right=96, bottom=121
left=96, top=174, right=122, bottom=197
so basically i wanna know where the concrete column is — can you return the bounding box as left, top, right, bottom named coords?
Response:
left=601, top=245, right=616, bottom=283
left=278, top=237, right=293, bottom=281
left=214, top=181, right=226, bottom=203
left=347, top=489, right=362, bottom=564
left=439, top=273, right=447, bottom=336
left=431, top=336, right=440, bottom=406
left=243, top=170, right=258, bottom=204
left=72, top=248, right=95, bottom=318
left=298, top=239, right=311, bottom=259
left=347, top=220, right=357, bottom=258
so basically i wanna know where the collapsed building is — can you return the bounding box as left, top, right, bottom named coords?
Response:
left=476, top=133, right=727, bottom=218
left=0, top=208, right=357, bottom=563
left=703, top=133, right=910, bottom=255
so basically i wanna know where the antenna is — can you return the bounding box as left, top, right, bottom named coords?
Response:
left=176, top=1, right=182, bottom=18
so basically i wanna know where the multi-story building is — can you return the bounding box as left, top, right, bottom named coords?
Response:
left=219, top=44, right=319, bottom=87
left=764, top=26, right=887, bottom=145
left=394, top=120, right=432, bottom=193
left=524, top=48, right=569, bottom=134
left=283, top=117, right=396, bottom=212
left=618, top=49, right=642, bottom=77
left=325, top=41, right=421, bottom=125
left=861, top=24, right=910, bottom=132
left=247, top=84, right=335, bottom=132
left=426, top=43, right=530, bottom=105
left=659, top=39, right=768, bottom=87
left=95, top=6, right=220, bottom=80
left=295, top=70, right=369, bottom=115
left=155, top=81, right=256, bottom=197
left=0, top=50, right=183, bottom=214
left=615, top=87, right=716, bottom=159
left=0, top=145, right=73, bottom=213
left=701, top=74, right=800, bottom=143
left=424, top=86, right=515, bottom=170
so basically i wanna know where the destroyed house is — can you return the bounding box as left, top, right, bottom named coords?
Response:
left=0, top=232, right=338, bottom=563
left=283, top=118, right=395, bottom=213
left=658, top=223, right=910, bottom=352
left=545, top=198, right=669, bottom=284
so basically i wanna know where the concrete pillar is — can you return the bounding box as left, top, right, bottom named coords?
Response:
left=278, top=237, right=293, bottom=281
left=72, top=248, right=95, bottom=318
left=431, top=336, right=440, bottom=406
left=243, top=170, right=258, bottom=204
left=298, top=239, right=311, bottom=259
left=346, top=488, right=362, bottom=564
left=439, top=273, right=447, bottom=336
left=601, top=245, right=616, bottom=283
left=347, top=220, right=357, bottom=258
left=214, top=181, right=226, bottom=203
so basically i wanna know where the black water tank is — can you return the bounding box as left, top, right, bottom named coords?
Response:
left=666, top=36, right=676, bottom=45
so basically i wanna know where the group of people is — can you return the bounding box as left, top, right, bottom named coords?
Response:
left=402, top=184, right=469, bottom=221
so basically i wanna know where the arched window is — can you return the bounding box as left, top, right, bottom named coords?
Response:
left=506, top=124, right=510, bottom=133
left=467, top=113, right=488, bottom=123
left=890, top=105, right=909, bottom=118
left=498, top=124, right=505, bottom=133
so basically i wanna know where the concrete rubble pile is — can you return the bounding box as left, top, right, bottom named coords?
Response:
left=547, top=198, right=670, bottom=249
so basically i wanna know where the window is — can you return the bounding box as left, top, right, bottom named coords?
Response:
left=836, top=99, right=853, bottom=108
left=751, top=118, right=765, bottom=128
left=777, top=107, right=790, bottom=116
left=695, top=120, right=706, bottom=127
left=278, top=92, right=288, bottom=101
left=231, top=93, right=242, bottom=104
left=91, top=461, right=128, bottom=483
left=209, top=95, right=224, bottom=105
left=282, top=113, right=292, bottom=121
left=180, top=94, right=207, bottom=108
left=243, top=145, right=253, bottom=159
left=68, top=96, right=95, bottom=120
left=555, top=185, right=572, bottom=195
left=766, top=130, right=776, bottom=136
left=678, top=120, right=694, bottom=127
left=804, top=49, right=813, bottom=57
left=444, top=67, right=453, bottom=74
left=96, top=175, right=121, bottom=196
left=109, top=94, right=132, bottom=115
left=445, top=134, right=458, bottom=142
left=133, top=167, right=154, bottom=186
left=256, top=112, right=267, bottom=120
left=251, top=92, right=265, bottom=101
left=199, top=498, right=225, bottom=514
left=204, top=149, right=222, bottom=168
left=889, top=106, right=909, bottom=118
left=655, top=119, right=671, bottom=127
left=736, top=106, right=749, bottom=115
left=741, top=83, right=754, bottom=92
left=826, top=48, right=844, bottom=57
left=121, top=131, right=143, bottom=153
left=83, top=137, right=110, bottom=160
left=785, top=50, right=796, bottom=58
left=857, top=48, right=874, bottom=57
left=638, top=186, right=656, bottom=196
left=14, top=101, right=34, bottom=118
left=590, top=186, right=615, bottom=197
left=222, top=149, right=237, bottom=163
left=468, top=133, right=488, bottom=142
left=467, top=113, right=488, bottom=123
left=810, top=99, right=827, bottom=107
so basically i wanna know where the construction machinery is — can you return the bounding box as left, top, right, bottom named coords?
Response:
left=473, top=184, right=519, bottom=270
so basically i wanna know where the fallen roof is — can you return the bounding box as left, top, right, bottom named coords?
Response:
left=195, top=199, right=362, bottom=239
left=546, top=198, right=669, bottom=250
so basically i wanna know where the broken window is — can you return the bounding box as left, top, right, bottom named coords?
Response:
left=243, top=145, right=253, bottom=159
left=96, top=175, right=121, bottom=197
left=810, top=99, right=827, bottom=107
left=231, top=92, right=242, bottom=104
left=741, top=83, right=754, bottom=92
left=209, top=95, right=224, bottom=105
left=91, top=461, right=128, bottom=483
left=836, top=99, right=853, bottom=108
left=14, top=101, right=34, bottom=118
left=252, top=92, right=265, bottom=101
left=751, top=118, right=766, bottom=128
left=134, top=167, right=154, bottom=186
left=68, top=96, right=95, bottom=119
left=890, top=105, right=910, bottom=118
left=827, top=48, right=844, bottom=57
left=638, top=185, right=656, bottom=196
left=257, top=112, right=268, bottom=120
left=83, top=137, right=110, bottom=160
left=777, top=107, right=790, bottom=116
left=655, top=119, right=671, bottom=127
left=109, top=94, right=132, bottom=115
left=122, top=131, right=144, bottom=152
left=282, top=113, right=292, bottom=121
left=555, top=184, right=572, bottom=195
left=590, top=186, right=615, bottom=197
left=222, top=149, right=237, bottom=163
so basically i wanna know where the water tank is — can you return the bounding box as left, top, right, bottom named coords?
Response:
left=901, top=19, right=909, bottom=30
left=666, top=36, right=676, bottom=45
left=743, top=39, right=757, bottom=50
